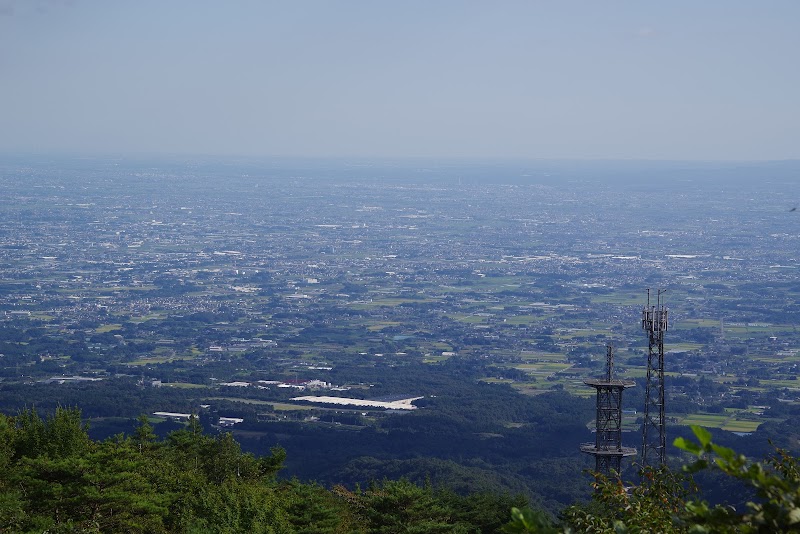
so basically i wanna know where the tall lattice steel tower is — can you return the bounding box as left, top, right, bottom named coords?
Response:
left=641, top=289, right=668, bottom=468
left=580, top=344, right=636, bottom=474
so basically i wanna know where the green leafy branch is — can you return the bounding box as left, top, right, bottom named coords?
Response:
left=675, top=425, right=800, bottom=533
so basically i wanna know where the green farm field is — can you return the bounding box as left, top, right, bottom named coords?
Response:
left=677, top=412, right=763, bottom=432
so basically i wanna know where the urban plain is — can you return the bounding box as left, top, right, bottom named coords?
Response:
left=1, top=156, right=799, bottom=511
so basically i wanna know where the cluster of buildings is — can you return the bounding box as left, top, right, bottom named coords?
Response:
left=217, top=378, right=338, bottom=391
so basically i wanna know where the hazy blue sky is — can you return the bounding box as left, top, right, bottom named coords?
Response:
left=1, top=1, right=798, bottom=160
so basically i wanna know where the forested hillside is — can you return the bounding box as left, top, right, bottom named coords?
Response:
left=0, top=362, right=600, bottom=514
left=0, top=407, right=525, bottom=533
left=5, top=408, right=800, bottom=532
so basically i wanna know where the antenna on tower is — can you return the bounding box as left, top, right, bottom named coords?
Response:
left=641, top=288, right=668, bottom=468
left=580, top=343, right=637, bottom=475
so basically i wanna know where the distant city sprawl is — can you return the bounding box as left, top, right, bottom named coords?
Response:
left=0, top=156, right=799, bottom=511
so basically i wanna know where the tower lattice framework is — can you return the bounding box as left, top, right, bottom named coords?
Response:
left=641, top=289, right=668, bottom=468
left=580, top=344, right=636, bottom=474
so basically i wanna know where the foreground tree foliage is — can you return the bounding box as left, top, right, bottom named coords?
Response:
left=506, top=425, right=800, bottom=533
left=675, top=425, right=800, bottom=533
left=19, top=409, right=800, bottom=533
left=0, top=408, right=525, bottom=533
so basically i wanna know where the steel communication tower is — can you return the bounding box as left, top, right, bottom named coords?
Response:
left=641, top=289, right=668, bottom=468
left=580, top=344, right=636, bottom=474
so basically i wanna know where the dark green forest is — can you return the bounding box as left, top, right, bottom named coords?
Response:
left=4, top=409, right=800, bottom=533
left=0, top=361, right=604, bottom=513
left=0, top=408, right=526, bottom=533
left=3, top=358, right=799, bottom=524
